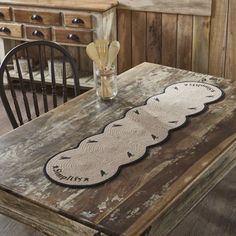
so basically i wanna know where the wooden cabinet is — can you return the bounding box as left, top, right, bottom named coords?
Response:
left=0, top=1, right=118, bottom=89
left=25, top=25, right=51, bottom=40
left=54, top=28, right=92, bottom=44
left=0, top=22, right=22, bottom=38
left=0, top=7, right=11, bottom=21
left=64, top=13, right=92, bottom=29
left=14, top=9, right=61, bottom=26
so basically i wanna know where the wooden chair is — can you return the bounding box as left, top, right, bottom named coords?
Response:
left=0, top=40, right=80, bottom=129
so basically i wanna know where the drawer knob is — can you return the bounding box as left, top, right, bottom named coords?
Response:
left=72, top=18, right=84, bottom=25
left=0, top=12, right=4, bottom=18
left=0, top=27, right=11, bottom=34
left=32, top=30, right=44, bottom=38
left=67, top=33, right=80, bottom=42
left=31, top=14, right=42, bottom=22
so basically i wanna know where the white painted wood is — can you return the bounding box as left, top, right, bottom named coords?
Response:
left=118, top=0, right=212, bottom=16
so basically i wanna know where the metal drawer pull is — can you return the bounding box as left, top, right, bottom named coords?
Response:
left=72, top=18, right=84, bottom=25
left=32, top=30, right=44, bottom=38
left=0, top=27, right=11, bottom=34
left=0, top=12, right=4, bottom=18
left=31, top=14, right=42, bottom=21
left=67, top=33, right=80, bottom=42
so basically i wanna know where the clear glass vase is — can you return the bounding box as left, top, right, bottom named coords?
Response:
left=95, top=65, right=118, bottom=100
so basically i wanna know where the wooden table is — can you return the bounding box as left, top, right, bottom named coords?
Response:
left=0, top=62, right=236, bottom=236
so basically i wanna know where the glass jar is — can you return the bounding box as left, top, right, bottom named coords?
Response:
left=95, top=65, right=118, bottom=100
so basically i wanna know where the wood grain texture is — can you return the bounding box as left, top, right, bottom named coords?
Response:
left=0, top=86, right=235, bottom=236
left=13, top=8, right=61, bottom=26
left=192, top=16, right=210, bottom=74
left=117, top=9, right=132, bottom=73
left=169, top=166, right=236, bottom=236
left=0, top=0, right=118, bottom=12
left=177, top=15, right=193, bottom=70
left=0, top=214, right=45, bottom=236
left=0, top=63, right=235, bottom=236
left=118, top=0, right=212, bottom=16
left=54, top=28, right=92, bottom=45
left=0, top=22, right=22, bottom=38
left=147, top=12, right=162, bottom=64
left=0, top=6, right=11, bottom=21
left=131, top=11, right=147, bottom=67
left=162, top=14, right=177, bottom=67
left=209, top=0, right=229, bottom=77
left=25, top=26, right=51, bottom=41
left=225, top=0, right=236, bottom=80
left=63, top=13, right=92, bottom=29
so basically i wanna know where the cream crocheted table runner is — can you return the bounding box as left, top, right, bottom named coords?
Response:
left=44, top=82, right=223, bottom=187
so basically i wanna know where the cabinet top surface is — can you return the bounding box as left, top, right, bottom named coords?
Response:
left=0, top=0, right=118, bottom=12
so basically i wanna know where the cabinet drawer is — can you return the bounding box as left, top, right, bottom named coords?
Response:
left=25, top=26, right=51, bottom=40
left=0, top=7, right=11, bottom=21
left=54, top=28, right=92, bottom=45
left=64, top=13, right=92, bottom=29
left=0, top=22, right=22, bottom=38
left=14, top=9, right=61, bottom=26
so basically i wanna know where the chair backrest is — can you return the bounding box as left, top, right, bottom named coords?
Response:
left=0, top=40, right=80, bottom=129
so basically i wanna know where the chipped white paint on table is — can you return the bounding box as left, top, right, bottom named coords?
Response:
left=0, top=62, right=235, bottom=236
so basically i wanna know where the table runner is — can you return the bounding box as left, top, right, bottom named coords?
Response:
left=44, top=82, right=223, bottom=187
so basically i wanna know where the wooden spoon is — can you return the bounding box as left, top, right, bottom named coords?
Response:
left=86, top=42, right=102, bottom=70
left=106, top=41, right=120, bottom=70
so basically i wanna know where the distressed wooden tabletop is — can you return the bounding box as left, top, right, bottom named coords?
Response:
left=0, top=62, right=236, bottom=236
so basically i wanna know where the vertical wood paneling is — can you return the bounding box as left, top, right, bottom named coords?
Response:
left=162, top=14, right=177, bottom=67
left=225, top=0, right=236, bottom=80
left=209, top=0, right=229, bottom=77
left=117, top=0, right=236, bottom=80
left=131, top=11, right=147, bottom=67
left=146, top=13, right=162, bottom=64
left=117, top=9, right=132, bottom=73
left=192, top=16, right=210, bottom=74
left=177, top=15, right=193, bottom=70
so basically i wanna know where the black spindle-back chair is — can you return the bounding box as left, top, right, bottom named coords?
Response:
left=0, top=40, right=80, bottom=129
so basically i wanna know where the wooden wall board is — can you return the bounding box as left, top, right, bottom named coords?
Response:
left=161, top=14, right=177, bottom=67
left=147, top=12, right=162, bottom=64
left=225, top=0, right=236, bottom=81
left=117, top=9, right=132, bottom=73
left=209, top=0, right=229, bottom=77
left=131, top=11, right=147, bottom=67
left=192, top=16, right=210, bottom=74
left=118, top=0, right=212, bottom=16
left=177, top=15, right=193, bottom=70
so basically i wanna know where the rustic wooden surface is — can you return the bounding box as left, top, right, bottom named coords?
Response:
left=131, top=11, right=146, bottom=67
left=146, top=12, right=162, bottom=64
left=209, top=0, right=228, bottom=77
left=161, top=14, right=177, bottom=67
left=0, top=62, right=236, bottom=236
left=169, top=165, right=236, bottom=236
left=118, top=0, right=212, bottom=16
left=0, top=84, right=234, bottom=236
left=225, top=0, right=236, bottom=81
left=177, top=15, right=193, bottom=70
left=117, top=0, right=236, bottom=82
left=117, top=9, right=132, bottom=73
left=0, top=0, right=118, bottom=12
left=192, top=16, right=210, bottom=74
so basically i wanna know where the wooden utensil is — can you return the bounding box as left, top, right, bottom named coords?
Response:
left=106, top=41, right=120, bottom=70
left=95, top=39, right=109, bottom=70
left=86, top=42, right=102, bottom=70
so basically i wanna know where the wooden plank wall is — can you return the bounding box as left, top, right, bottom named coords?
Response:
left=117, top=0, right=236, bottom=81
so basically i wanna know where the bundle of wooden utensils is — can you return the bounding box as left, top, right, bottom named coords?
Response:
left=86, top=39, right=120, bottom=98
